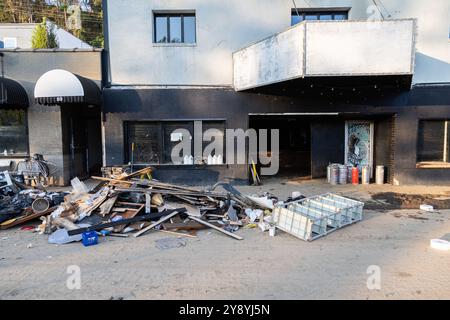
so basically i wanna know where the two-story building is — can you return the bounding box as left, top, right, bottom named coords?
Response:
left=102, top=0, right=450, bottom=185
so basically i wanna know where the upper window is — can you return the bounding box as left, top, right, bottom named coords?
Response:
left=291, top=9, right=348, bottom=25
left=154, top=12, right=196, bottom=44
left=417, top=120, right=450, bottom=163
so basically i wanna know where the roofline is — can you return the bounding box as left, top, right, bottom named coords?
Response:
left=0, top=48, right=103, bottom=52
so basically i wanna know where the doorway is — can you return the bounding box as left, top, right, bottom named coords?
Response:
left=63, top=105, right=102, bottom=180
left=249, top=115, right=312, bottom=179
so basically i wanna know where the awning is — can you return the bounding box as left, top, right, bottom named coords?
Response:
left=0, top=77, right=29, bottom=109
left=34, top=69, right=101, bottom=105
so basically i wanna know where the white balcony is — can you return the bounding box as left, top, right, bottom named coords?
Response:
left=233, top=19, right=416, bottom=91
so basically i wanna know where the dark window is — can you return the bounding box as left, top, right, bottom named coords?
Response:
left=125, top=120, right=225, bottom=164
left=153, top=12, right=196, bottom=44
left=291, top=9, right=349, bottom=25
left=125, top=122, right=162, bottom=164
left=202, top=121, right=226, bottom=158
left=417, top=120, right=450, bottom=162
left=0, top=110, right=28, bottom=156
left=0, top=41, right=4, bottom=49
left=162, top=121, right=194, bottom=163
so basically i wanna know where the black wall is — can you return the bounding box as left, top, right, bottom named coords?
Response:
left=103, top=84, right=450, bottom=185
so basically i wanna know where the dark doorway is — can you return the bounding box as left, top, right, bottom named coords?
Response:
left=62, top=105, right=102, bottom=180
left=249, top=114, right=394, bottom=182
left=249, top=115, right=312, bottom=179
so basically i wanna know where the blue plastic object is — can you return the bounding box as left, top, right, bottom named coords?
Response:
left=82, top=231, right=98, bottom=247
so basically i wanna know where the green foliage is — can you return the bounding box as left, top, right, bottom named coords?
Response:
left=31, top=18, right=59, bottom=49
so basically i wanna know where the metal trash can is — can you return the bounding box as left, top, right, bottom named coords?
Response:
left=361, top=165, right=371, bottom=185
left=375, top=165, right=385, bottom=185
left=329, top=165, right=340, bottom=185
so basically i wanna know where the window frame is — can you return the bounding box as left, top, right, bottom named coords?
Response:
left=416, top=119, right=450, bottom=168
left=291, top=8, right=349, bottom=25
left=124, top=119, right=226, bottom=165
left=0, top=109, right=30, bottom=158
left=153, top=11, right=196, bottom=45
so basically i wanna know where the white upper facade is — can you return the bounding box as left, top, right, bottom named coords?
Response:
left=105, top=0, right=450, bottom=87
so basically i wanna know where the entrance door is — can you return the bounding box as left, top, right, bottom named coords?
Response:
left=345, top=121, right=374, bottom=171
left=70, top=116, right=89, bottom=179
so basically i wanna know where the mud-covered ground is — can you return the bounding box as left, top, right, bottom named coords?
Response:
left=0, top=179, right=449, bottom=300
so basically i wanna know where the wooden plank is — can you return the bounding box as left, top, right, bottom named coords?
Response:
left=117, top=167, right=153, bottom=180
left=188, top=216, right=243, bottom=240
left=0, top=207, right=57, bottom=230
left=162, top=222, right=210, bottom=231
left=99, top=195, right=118, bottom=216
left=113, top=204, right=144, bottom=233
left=132, top=210, right=182, bottom=238
left=159, top=229, right=197, bottom=238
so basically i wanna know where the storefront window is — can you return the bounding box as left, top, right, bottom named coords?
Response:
left=417, top=120, right=450, bottom=163
left=125, top=120, right=225, bottom=165
left=0, top=109, right=28, bottom=156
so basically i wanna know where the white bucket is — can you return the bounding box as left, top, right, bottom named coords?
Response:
left=269, top=226, right=276, bottom=237
left=375, top=165, right=385, bottom=185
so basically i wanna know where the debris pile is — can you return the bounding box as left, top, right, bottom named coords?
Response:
left=0, top=166, right=365, bottom=245
left=31, top=167, right=281, bottom=244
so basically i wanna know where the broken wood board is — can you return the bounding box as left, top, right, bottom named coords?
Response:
left=99, top=195, right=118, bottom=216
left=112, top=204, right=144, bottom=233
left=159, top=229, right=197, bottom=238
left=132, top=209, right=185, bottom=238
left=0, top=207, right=57, bottom=230
left=188, top=216, right=243, bottom=240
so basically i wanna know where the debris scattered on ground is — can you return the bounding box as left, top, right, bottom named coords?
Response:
left=0, top=166, right=367, bottom=247
left=368, top=192, right=450, bottom=210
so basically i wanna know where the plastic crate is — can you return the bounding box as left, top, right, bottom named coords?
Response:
left=82, top=231, right=98, bottom=247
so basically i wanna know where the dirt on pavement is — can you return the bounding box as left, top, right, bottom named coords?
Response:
left=0, top=179, right=449, bottom=300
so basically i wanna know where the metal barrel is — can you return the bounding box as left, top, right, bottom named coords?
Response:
left=346, top=164, right=354, bottom=183
left=361, top=165, right=371, bottom=185
left=338, top=165, right=347, bottom=184
left=375, top=165, right=385, bottom=185
left=330, top=164, right=340, bottom=185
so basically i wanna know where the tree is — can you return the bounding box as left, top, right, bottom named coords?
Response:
left=31, top=18, right=59, bottom=49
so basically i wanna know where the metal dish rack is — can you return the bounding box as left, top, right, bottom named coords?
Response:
left=273, top=193, right=364, bottom=241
